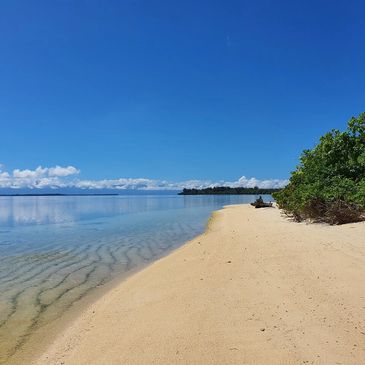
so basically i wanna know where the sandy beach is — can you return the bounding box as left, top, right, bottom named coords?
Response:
left=31, top=204, right=365, bottom=365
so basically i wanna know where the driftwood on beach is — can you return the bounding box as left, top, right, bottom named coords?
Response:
left=251, top=196, right=273, bottom=208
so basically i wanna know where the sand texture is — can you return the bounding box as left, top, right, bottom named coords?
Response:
left=33, top=205, right=365, bottom=365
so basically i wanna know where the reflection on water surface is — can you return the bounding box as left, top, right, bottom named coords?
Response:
left=0, top=194, right=268, bottom=363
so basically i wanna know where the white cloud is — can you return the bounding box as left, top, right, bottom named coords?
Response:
left=48, top=165, right=80, bottom=177
left=220, top=176, right=289, bottom=189
left=0, top=171, right=11, bottom=188
left=13, top=166, right=47, bottom=178
left=0, top=165, right=79, bottom=189
left=0, top=165, right=288, bottom=190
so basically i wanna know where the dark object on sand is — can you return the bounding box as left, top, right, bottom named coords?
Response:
left=251, top=196, right=273, bottom=208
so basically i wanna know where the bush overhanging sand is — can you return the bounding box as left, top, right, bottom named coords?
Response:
left=273, top=112, right=365, bottom=224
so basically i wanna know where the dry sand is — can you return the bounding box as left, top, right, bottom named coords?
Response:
left=33, top=204, right=365, bottom=365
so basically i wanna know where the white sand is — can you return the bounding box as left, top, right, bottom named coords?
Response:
left=32, top=204, right=365, bottom=364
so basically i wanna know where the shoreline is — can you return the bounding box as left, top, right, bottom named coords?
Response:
left=6, top=207, right=218, bottom=365
left=17, top=204, right=365, bottom=364
left=6, top=218, right=213, bottom=365
left=5, top=253, right=146, bottom=365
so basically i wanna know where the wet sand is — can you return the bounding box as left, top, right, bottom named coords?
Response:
left=33, top=204, right=365, bottom=364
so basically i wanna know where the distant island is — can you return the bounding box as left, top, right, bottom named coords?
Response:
left=178, top=187, right=281, bottom=195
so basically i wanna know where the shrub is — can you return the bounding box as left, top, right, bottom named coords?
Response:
left=273, top=112, right=365, bottom=225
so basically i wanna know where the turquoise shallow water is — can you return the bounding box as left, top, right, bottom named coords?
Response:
left=0, top=194, right=270, bottom=363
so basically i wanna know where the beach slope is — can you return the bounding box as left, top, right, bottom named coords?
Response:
left=34, top=205, right=365, bottom=364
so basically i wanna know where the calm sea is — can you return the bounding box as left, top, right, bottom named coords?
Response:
left=0, top=194, right=270, bottom=363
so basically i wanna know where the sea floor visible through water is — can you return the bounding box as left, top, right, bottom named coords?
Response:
left=0, top=194, right=271, bottom=363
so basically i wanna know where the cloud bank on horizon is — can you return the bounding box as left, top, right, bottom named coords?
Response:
left=0, top=165, right=288, bottom=190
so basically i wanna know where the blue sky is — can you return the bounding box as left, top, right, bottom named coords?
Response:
left=0, top=0, right=364, bottom=190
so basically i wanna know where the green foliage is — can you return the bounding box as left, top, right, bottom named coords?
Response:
left=273, top=112, right=365, bottom=224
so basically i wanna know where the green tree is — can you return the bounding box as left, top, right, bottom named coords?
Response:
left=273, top=112, right=365, bottom=224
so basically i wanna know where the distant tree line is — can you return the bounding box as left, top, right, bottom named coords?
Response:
left=178, top=186, right=281, bottom=195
